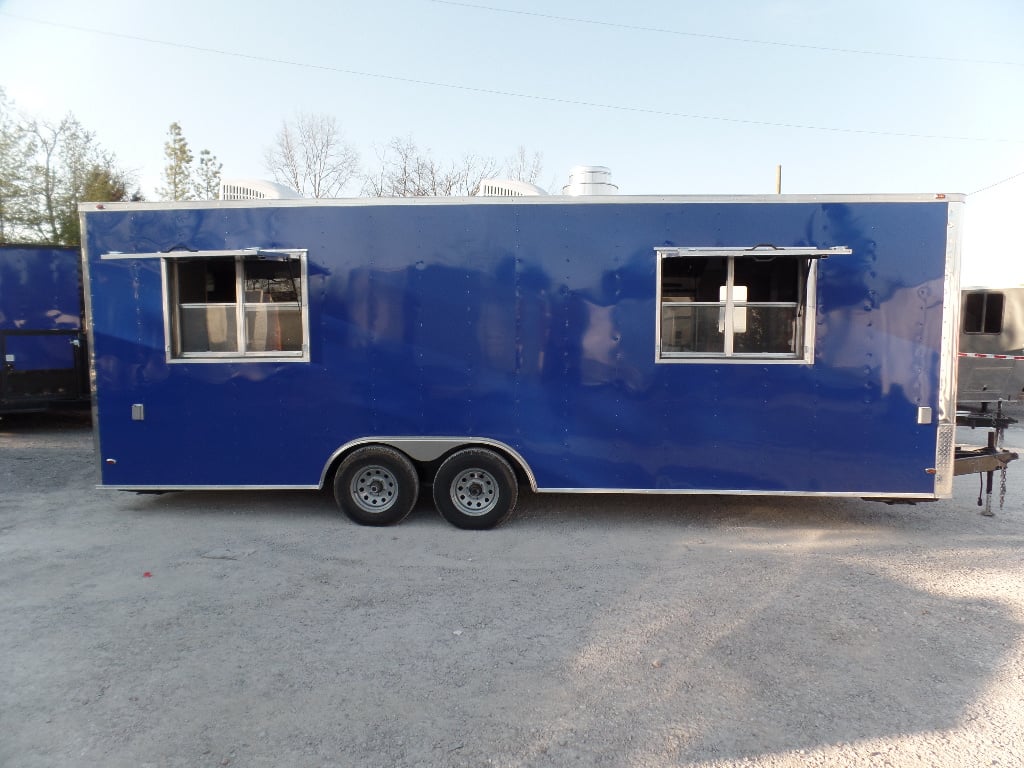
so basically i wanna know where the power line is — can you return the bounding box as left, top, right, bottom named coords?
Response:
left=429, top=0, right=1024, bottom=69
left=970, top=169, right=1024, bottom=196
left=2, top=11, right=1021, bottom=145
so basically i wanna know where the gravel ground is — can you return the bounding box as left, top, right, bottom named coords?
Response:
left=1, top=411, right=1022, bottom=768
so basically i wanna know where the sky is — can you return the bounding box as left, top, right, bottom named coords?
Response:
left=0, top=0, right=1021, bottom=284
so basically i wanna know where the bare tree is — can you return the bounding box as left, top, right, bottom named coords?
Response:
left=264, top=114, right=359, bottom=198
left=504, top=145, right=543, bottom=184
left=364, top=136, right=499, bottom=197
left=363, top=136, right=422, bottom=197
left=458, top=153, right=502, bottom=196
left=268, top=123, right=301, bottom=194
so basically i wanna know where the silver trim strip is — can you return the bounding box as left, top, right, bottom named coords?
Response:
left=79, top=214, right=103, bottom=486
left=80, top=193, right=965, bottom=213
left=161, top=257, right=173, bottom=361
left=533, top=489, right=939, bottom=498
left=933, top=200, right=963, bottom=495
left=103, top=485, right=322, bottom=491
left=656, top=246, right=852, bottom=258
left=165, top=356, right=310, bottom=365
left=99, top=483, right=937, bottom=500
left=318, top=437, right=539, bottom=491
left=654, top=357, right=813, bottom=366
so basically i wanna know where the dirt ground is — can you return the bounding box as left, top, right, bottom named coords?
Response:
left=1, top=411, right=1022, bottom=768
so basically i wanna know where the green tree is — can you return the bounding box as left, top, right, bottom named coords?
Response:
left=0, top=87, right=32, bottom=242
left=0, top=91, right=135, bottom=245
left=195, top=148, right=222, bottom=200
left=158, top=122, right=194, bottom=201
left=62, top=164, right=140, bottom=244
left=158, top=122, right=222, bottom=201
left=82, top=165, right=129, bottom=203
left=18, top=115, right=134, bottom=245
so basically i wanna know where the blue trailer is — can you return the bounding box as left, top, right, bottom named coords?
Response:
left=0, top=244, right=89, bottom=414
left=79, top=194, right=970, bottom=528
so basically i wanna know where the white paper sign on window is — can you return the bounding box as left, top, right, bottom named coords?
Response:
left=719, top=284, right=747, bottom=333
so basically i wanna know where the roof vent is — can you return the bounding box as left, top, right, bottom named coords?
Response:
left=562, top=165, right=618, bottom=196
left=219, top=179, right=302, bottom=200
left=475, top=179, right=548, bottom=197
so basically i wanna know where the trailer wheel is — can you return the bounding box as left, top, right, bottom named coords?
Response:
left=433, top=448, right=518, bottom=530
left=334, top=446, right=419, bottom=526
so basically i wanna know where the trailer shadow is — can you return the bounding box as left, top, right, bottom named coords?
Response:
left=476, top=538, right=1023, bottom=766
left=126, top=488, right=341, bottom=521
left=0, top=407, right=92, bottom=432
left=506, top=487, right=983, bottom=535
left=124, top=484, right=948, bottom=531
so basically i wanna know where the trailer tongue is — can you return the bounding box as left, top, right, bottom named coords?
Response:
left=953, top=408, right=1018, bottom=515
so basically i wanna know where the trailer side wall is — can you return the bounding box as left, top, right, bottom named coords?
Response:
left=81, top=197, right=957, bottom=496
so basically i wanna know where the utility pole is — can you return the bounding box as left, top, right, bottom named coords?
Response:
left=775, top=164, right=782, bottom=194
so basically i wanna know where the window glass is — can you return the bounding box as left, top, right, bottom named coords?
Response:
left=732, top=306, right=799, bottom=354
left=243, top=260, right=302, bottom=303
left=963, top=292, right=1004, bottom=335
left=984, top=293, right=1004, bottom=334
left=963, top=293, right=984, bottom=333
left=662, top=304, right=724, bottom=354
left=245, top=306, right=303, bottom=352
left=733, top=258, right=799, bottom=302
left=176, top=259, right=236, bottom=303
left=180, top=305, right=239, bottom=353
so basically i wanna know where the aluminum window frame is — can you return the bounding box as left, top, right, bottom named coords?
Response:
left=655, top=246, right=847, bottom=365
left=161, top=249, right=310, bottom=364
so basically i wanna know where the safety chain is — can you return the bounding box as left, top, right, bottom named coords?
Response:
left=1000, top=462, right=1008, bottom=510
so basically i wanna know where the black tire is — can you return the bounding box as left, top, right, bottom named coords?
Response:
left=333, top=446, right=419, bottom=526
left=432, top=448, right=518, bottom=530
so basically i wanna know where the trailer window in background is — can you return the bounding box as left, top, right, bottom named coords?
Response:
left=655, top=246, right=845, bottom=363
left=165, top=251, right=308, bottom=361
left=963, top=292, right=1004, bottom=334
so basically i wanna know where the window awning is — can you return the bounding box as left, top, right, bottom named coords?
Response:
left=100, top=248, right=304, bottom=261
left=657, top=245, right=852, bottom=259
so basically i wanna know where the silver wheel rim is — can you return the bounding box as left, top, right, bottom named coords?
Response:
left=450, top=468, right=499, bottom=517
left=350, top=465, right=399, bottom=513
